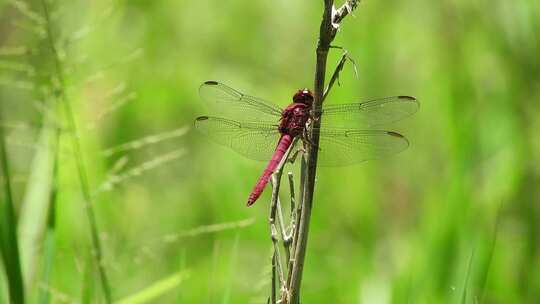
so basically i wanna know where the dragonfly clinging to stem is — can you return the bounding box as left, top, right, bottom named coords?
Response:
left=195, top=81, right=419, bottom=206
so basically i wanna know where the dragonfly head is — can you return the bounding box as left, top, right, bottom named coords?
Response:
left=293, top=88, right=314, bottom=105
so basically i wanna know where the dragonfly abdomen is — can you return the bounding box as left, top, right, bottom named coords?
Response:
left=247, top=134, right=293, bottom=206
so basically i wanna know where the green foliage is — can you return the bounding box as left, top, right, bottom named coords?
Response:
left=17, top=109, right=57, bottom=296
left=0, top=108, right=25, bottom=304
left=0, top=0, right=539, bottom=303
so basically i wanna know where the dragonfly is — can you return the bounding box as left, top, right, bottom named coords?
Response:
left=195, top=81, right=419, bottom=206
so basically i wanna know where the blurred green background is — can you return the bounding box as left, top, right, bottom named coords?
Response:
left=1, top=0, right=539, bottom=303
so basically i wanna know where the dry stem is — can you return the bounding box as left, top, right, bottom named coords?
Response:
left=288, top=1, right=360, bottom=303
left=266, top=2, right=360, bottom=302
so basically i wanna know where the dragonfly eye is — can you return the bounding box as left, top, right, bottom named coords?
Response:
left=293, top=88, right=314, bottom=105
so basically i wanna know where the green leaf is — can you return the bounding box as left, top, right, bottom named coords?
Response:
left=459, top=249, right=475, bottom=304
left=37, top=196, right=57, bottom=304
left=17, top=113, right=58, bottom=295
left=0, top=114, right=25, bottom=303
left=115, top=271, right=190, bottom=304
left=81, top=253, right=96, bottom=304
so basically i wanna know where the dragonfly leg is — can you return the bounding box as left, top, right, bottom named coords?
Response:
left=311, top=113, right=320, bottom=121
left=287, top=148, right=303, bottom=164
left=329, top=44, right=343, bottom=50
left=301, top=128, right=320, bottom=152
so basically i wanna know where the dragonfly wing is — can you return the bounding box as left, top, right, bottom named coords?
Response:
left=199, top=81, right=283, bottom=122
left=320, top=96, right=419, bottom=128
left=195, top=116, right=281, bottom=161
left=315, top=128, right=410, bottom=166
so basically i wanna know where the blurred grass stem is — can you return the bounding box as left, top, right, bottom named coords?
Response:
left=0, top=107, right=25, bottom=304
left=39, top=0, right=112, bottom=302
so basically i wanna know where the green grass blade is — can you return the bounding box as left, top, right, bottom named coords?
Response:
left=39, top=0, right=112, bottom=301
left=478, top=202, right=503, bottom=303
left=0, top=118, right=25, bottom=303
left=459, top=249, right=475, bottom=304
left=37, top=183, right=58, bottom=304
left=1, top=267, right=6, bottom=303
left=36, top=224, right=55, bottom=304
left=81, top=253, right=96, bottom=304
left=222, top=233, right=240, bottom=304
left=115, top=271, right=190, bottom=304
left=17, top=116, right=58, bottom=294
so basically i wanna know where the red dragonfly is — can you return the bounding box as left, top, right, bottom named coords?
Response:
left=195, top=81, right=418, bottom=206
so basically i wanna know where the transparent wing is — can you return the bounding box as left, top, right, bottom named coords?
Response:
left=194, top=116, right=281, bottom=161
left=199, top=81, right=283, bottom=122
left=320, top=96, right=419, bottom=128
left=315, top=128, right=410, bottom=166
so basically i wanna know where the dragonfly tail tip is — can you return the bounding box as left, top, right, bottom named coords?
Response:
left=246, top=198, right=256, bottom=207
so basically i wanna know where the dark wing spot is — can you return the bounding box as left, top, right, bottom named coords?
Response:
left=397, top=95, right=417, bottom=101
left=387, top=131, right=404, bottom=138
left=204, top=80, right=219, bottom=85
left=196, top=116, right=209, bottom=121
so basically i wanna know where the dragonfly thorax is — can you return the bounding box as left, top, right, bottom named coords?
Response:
left=279, top=103, right=311, bottom=137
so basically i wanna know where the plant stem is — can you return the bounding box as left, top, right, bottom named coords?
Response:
left=288, top=1, right=360, bottom=303
left=39, top=1, right=112, bottom=302
left=287, top=2, right=332, bottom=302
left=271, top=252, right=277, bottom=304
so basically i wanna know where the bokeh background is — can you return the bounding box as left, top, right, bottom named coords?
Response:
left=1, top=0, right=539, bottom=303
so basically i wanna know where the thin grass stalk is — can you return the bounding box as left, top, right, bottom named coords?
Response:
left=17, top=108, right=58, bottom=294
left=37, top=152, right=59, bottom=304
left=269, top=175, right=286, bottom=291
left=287, top=2, right=333, bottom=302
left=266, top=139, right=299, bottom=302
left=284, top=172, right=295, bottom=252
left=287, top=172, right=296, bottom=217
left=286, top=158, right=305, bottom=291
left=285, top=171, right=298, bottom=290
left=276, top=199, right=291, bottom=261
left=81, top=254, right=95, bottom=304
left=270, top=178, right=291, bottom=262
left=39, top=0, right=112, bottom=302
left=0, top=268, right=5, bottom=303
left=479, top=202, right=503, bottom=303
left=222, top=233, right=240, bottom=304
left=288, top=1, right=360, bottom=303
left=460, top=249, right=475, bottom=304
left=114, top=271, right=190, bottom=304
left=271, top=253, right=276, bottom=304
left=37, top=210, right=56, bottom=304
left=0, top=109, right=25, bottom=303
